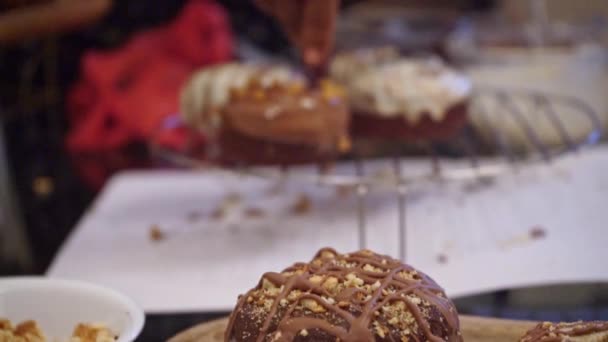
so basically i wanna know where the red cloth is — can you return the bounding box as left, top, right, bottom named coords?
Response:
left=67, top=0, right=232, bottom=188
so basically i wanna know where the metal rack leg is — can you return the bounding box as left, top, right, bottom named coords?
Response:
left=397, top=185, right=407, bottom=262
left=355, top=158, right=366, bottom=250
left=393, top=157, right=407, bottom=261
left=356, top=184, right=367, bottom=250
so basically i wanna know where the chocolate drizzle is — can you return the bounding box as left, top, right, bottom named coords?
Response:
left=226, top=248, right=462, bottom=342
left=520, top=321, right=608, bottom=342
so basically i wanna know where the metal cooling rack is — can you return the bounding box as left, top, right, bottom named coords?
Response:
left=150, top=89, right=603, bottom=261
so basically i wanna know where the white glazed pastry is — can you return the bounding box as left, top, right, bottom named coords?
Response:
left=467, top=44, right=608, bottom=150
left=329, top=46, right=400, bottom=85
left=180, top=63, right=303, bottom=133
left=344, top=58, right=471, bottom=124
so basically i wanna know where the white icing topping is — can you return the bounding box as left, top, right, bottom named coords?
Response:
left=467, top=44, right=608, bottom=149
left=330, top=47, right=400, bottom=85
left=180, top=63, right=302, bottom=131
left=345, top=58, right=471, bottom=123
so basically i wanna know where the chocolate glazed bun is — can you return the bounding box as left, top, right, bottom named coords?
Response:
left=216, top=81, right=351, bottom=165
left=331, top=54, right=472, bottom=142
left=519, top=321, right=608, bottom=342
left=352, top=102, right=468, bottom=141
left=226, top=248, right=462, bottom=342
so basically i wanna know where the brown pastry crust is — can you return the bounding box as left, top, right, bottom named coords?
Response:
left=351, top=102, right=468, bottom=142
left=519, top=321, right=608, bottom=342
left=214, top=80, right=351, bottom=165
left=225, top=248, right=462, bottom=342
left=216, top=124, right=341, bottom=166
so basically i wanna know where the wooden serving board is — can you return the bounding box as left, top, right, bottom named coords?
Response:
left=168, top=315, right=537, bottom=342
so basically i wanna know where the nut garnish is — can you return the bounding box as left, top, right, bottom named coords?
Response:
left=149, top=225, right=165, bottom=242
left=290, top=194, right=312, bottom=215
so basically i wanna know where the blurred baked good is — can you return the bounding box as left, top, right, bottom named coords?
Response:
left=225, top=247, right=462, bottom=341
left=181, top=63, right=350, bottom=165
left=217, top=79, right=350, bottom=165
left=519, top=321, right=608, bottom=342
left=331, top=53, right=471, bottom=141
left=465, top=44, right=608, bottom=150
left=330, top=46, right=400, bottom=85
left=180, top=63, right=302, bottom=135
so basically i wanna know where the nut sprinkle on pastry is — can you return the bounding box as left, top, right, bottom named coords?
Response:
left=225, top=248, right=462, bottom=342
left=519, top=321, right=608, bottom=342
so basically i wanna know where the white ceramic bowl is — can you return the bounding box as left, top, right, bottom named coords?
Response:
left=0, top=277, right=144, bottom=341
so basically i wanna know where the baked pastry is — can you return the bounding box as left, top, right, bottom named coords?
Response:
left=463, top=45, right=608, bottom=151
left=181, top=63, right=351, bottom=165
left=331, top=54, right=472, bottom=141
left=225, top=248, right=462, bottom=342
left=217, top=80, right=350, bottom=165
left=519, top=321, right=608, bottom=342
left=330, top=47, right=400, bottom=85
left=181, top=63, right=301, bottom=135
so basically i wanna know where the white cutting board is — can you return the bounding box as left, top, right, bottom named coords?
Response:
left=48, top=146, right=608, bottom=313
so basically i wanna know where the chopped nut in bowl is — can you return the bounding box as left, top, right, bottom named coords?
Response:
left=0, top=277, right=144, bottom=342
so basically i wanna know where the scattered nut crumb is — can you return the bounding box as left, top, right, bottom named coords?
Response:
left=245, top=207, right=266, bottom=218
left=436, top=254, right=448, bottom=264
left=211, top=192, right=242, bottom=221
left=529, top=226, right=546, bottom=240
left=149, top=225, right=165, bottom=242
left=291, top=194, right=312, bottom=215
left=210, top=207, right=225, bottom=220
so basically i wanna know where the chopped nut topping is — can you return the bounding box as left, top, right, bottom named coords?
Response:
left=322, top=277, right=339, bottom=293
left=344, top=273, right=364, bottom=287
left=320, top=250, right=336, bottom=259
left=302, top=299, right=326, bottom=313
left=309, top=275, right=323, bottom=285
left=363, top=264, right=384, bottom=273
left=149, top=225, right=165, bottom=242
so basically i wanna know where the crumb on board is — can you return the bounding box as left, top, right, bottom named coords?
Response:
left=437, top=254, right=448, bottom=264
left=211, top=192, right=242, bottom=221
left=149, top=225, right=165, bottom=242
left=291, top=193, right=312, bottom=215
left=244, top=207, right=266, bottom=218
left=529, top=226, right=547, bottom=240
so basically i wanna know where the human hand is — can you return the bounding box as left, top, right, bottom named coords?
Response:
left=255, top=0, right=340, bottom=69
